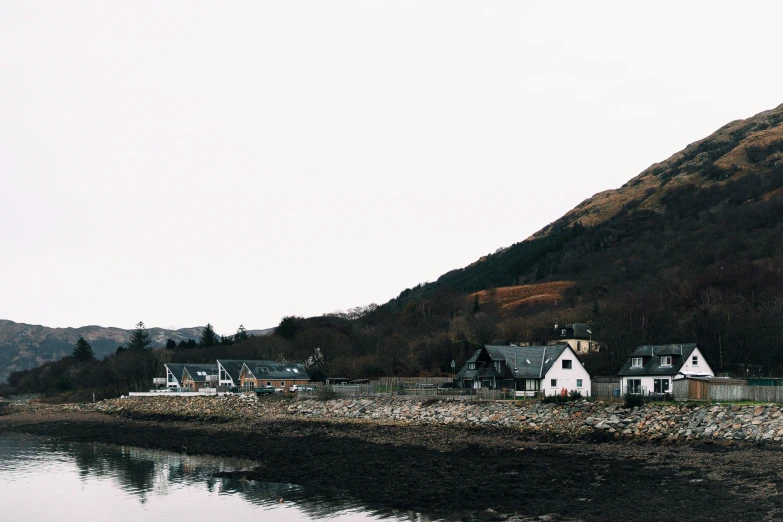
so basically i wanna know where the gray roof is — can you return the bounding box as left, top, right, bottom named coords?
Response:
left=217, top=359, right=310, bottom=383
left=618, top=343, right=698, bottom=376
left=457, top=344, right=573, bottom=380
left=553, top=323, right=594, bottom=340
left=164, top=363, right=186, bottom=382
left=217, top=360, right=250, bottom=383
left=245, top=361, right=310, bottom=381
left=182, top=363, right=218, bottom=383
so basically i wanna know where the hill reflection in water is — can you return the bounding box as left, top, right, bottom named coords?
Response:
left=0, top=433, right=428, bottom=521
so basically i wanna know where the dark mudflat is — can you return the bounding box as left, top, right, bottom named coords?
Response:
left=2, top=411, right=783, bottom=521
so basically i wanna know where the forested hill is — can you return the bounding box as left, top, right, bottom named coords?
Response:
left=0, top=320, right=271, bottom=383
left=383, top=103, right=783, bottom=375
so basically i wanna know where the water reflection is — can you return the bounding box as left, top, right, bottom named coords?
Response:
left=0, top=433, right=428, bottom=521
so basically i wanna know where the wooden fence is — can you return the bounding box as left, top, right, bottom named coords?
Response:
left=710, top=385, right=783, bottom=403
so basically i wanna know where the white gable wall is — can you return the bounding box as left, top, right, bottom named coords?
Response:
left=165, top=366, right=180, bottom=388
left=541, top=347, right=591, bottom=396
left=679, top=347, right=714, bottom=377
left=217, top=361, right=234, bottom=386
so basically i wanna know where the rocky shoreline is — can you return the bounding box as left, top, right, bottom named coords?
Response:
left=4, top=396, right=783, bottom=520
left=31, top=394, right=783, bottom=447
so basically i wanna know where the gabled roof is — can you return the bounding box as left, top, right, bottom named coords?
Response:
left=554, top=323, right=594, bottom=340
left=182, top=363, right=218, bottom=383
left=618, top=343, right=698, bottom=376
left=457, top=344, right=574, bottom=380
left=244, top=361, right=310, bottom=381
left=216, top=359, right=249, bottom=383
left=164, top=363, right=186, bottom=383
left=217, top=359, right=310, bottom=382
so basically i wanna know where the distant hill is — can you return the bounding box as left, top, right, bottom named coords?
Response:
left=0, top=320, right=271, bottom=383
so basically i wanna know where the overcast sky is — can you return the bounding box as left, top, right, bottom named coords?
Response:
left=2, top=1, right=782, bottom=334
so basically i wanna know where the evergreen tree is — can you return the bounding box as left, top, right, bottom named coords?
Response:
left=186, top=339, right=197, bottom=349
left=221, top=334, right=234, bottom=346
left=235, top=324, right=249, bottom=341
left=128, top=321, right=152, bottom=351
left=72, top=337, right=95, bottom=362
left=199, top=323, right=219, bottom=347
left=177, top=339, right=188, bottom=350
left=165, top=339, right=177, bottom=350
left=276, top=316, right=301, bottom=340
left=471, top=295, right=481, bottom=314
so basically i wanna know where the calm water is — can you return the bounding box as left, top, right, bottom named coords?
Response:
left=0, top=433, right=429, bottom=521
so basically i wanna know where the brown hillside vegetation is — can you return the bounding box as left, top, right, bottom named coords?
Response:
left=471, top=281, right=575, bottom=315
left=532, top=103, right=783, bottom=236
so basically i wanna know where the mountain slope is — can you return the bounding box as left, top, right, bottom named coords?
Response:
left=387, top=103, right=783, bottom=374
left=412, top=103, right=783, bottom=298
left=0, top=320, right=271, bottom=383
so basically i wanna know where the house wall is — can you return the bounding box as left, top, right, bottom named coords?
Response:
left=165, top=368, right=180, bottom=388
left=239, top=374, right=310, bottom=392
left=621, top=376, right=672, bottom=395
left=217, top=362, right=234, bottom=386
left=553, top=339, right=601, bottom=354
left=679, top=348, right=714, bottom=377
left=542, top=348, right=591, bottom=396
left=181, top=375, right=208, bottom=391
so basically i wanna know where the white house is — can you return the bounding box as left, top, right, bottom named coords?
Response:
left=455, top=344, right=591, bottom=397
left=618, top=343, right=714, bottom=395
left=164, top=363, right=185, bottom=388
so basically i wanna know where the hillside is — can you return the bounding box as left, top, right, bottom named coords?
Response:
left=388, top=103, right=783, bottom=374
left=0, top=320, right=271, bottom=383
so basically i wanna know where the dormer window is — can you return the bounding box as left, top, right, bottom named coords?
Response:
left=660, top=356, right=672, bottom=367
left=631, top=357, right=643, bottom=368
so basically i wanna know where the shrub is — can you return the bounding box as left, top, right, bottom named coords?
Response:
left=568, top=390, right=583, bottom=401
left=316, top=388, right=337, bottom=401
left=624, top=393, right=645, bottom=408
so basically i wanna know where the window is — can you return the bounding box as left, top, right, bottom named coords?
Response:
left=631, top=357, right=643, bottom=368
left=660, top=356, right=672, bottom=367
left=577, top=379, right=583, bottom=388
left=468, top=362, right=476, bottom=370
left=577, top=341, right=581, bottom=351
left=654, top=379, right=670, bottom=393
left=494, top=361, right=502, bottom=372
left=692, top=356, right=698, bottom=365
left=550, top=379, right=557, bottom=387
left=627, top=379, right=642, bottom=394
left=266, top=381, right=271, bottom=386
left=561, top=329, right=567, bottom=336
left=281, top=381, right=285, bottom=387
left=562, top=359, right=572, bottom=369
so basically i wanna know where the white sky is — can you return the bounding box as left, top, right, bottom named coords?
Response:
left=1, top=1, right=782, bottom=334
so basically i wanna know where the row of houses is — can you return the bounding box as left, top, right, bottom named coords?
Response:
left=164, top=360, right=311, bottom=392
left=455, top=342, right=715, bottom=397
